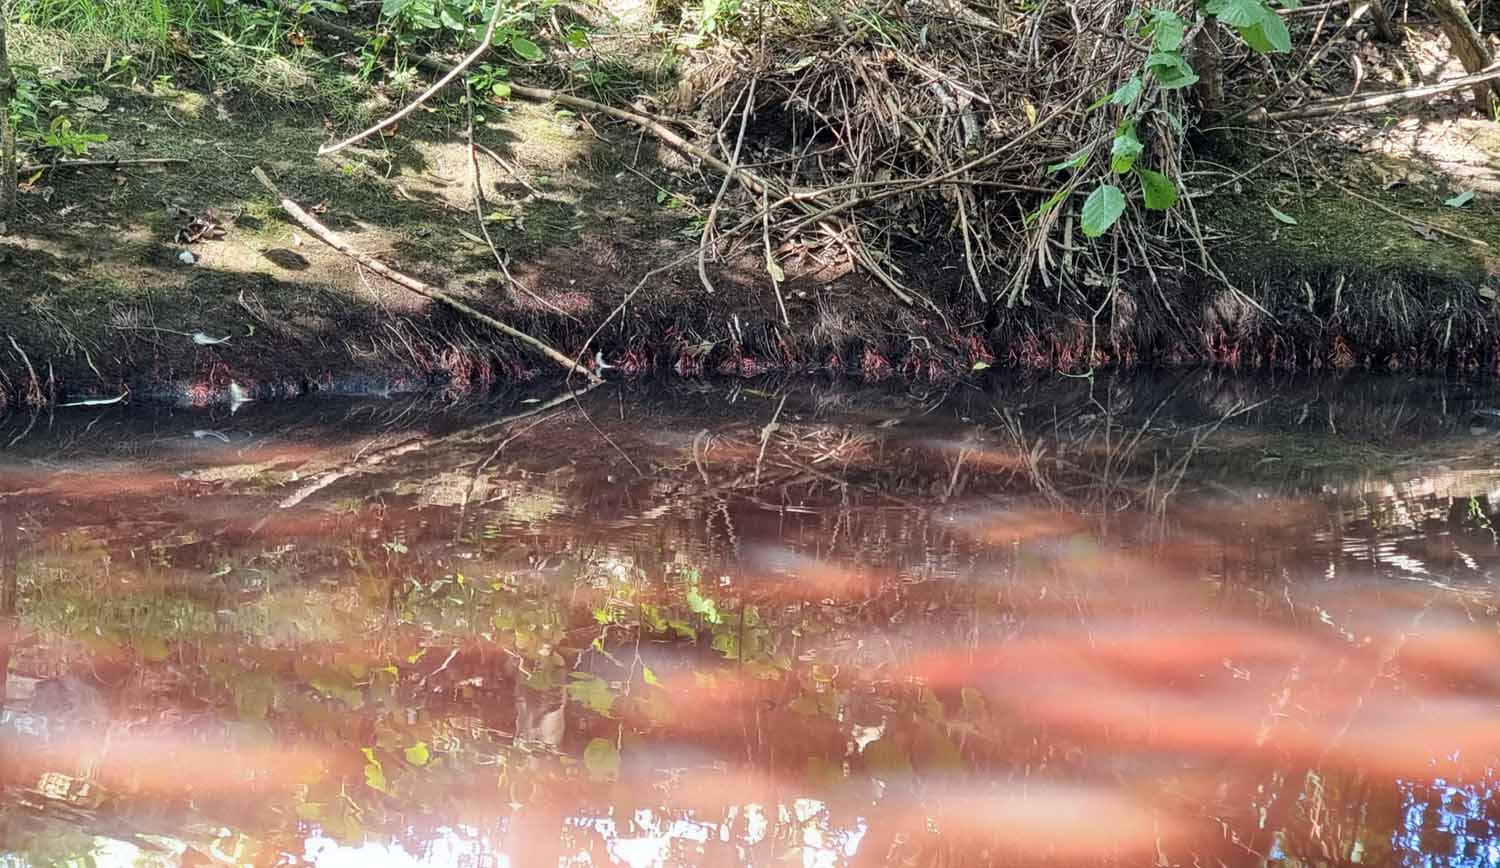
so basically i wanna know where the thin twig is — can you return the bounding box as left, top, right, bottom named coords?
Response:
left=464, top=82, right=577, bottom=321
left=15, top=157, right=187, bottom=174
left=699, top=78, right=758, bottom=296
left=1333, top=182, right=1491, bottom=248
left=317, top=0, right=504, bottom=155
left=762, top=188, right=790, bottom=327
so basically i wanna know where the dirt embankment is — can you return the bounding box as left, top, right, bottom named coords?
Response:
left=5, top=36, right=1500, bottom=411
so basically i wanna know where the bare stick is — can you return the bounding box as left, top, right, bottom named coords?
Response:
left=762, top=188, right=789, bottom=327
left=1332, top=182, right=1491, bottom=248
left=1251, top=64, right=1500, bottom=122
left=16, top=157, right=188, bottom=175
left=252, top=167, right=599, bottom=380
left=317, top=0, right=503, bottom=156
left=699, top=79, right=757, bottom=296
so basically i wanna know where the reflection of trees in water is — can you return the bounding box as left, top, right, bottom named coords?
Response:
left=1, top=380, right=1500, bottom=863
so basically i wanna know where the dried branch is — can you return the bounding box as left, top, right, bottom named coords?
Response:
left=251, top=167, right=599, bottom=381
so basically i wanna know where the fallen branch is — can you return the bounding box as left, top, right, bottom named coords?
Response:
left=251, top=166, right=599, bottom=381
left=1250, top=64, right=1500, bottom=122
left=16, top=157, right=188, bottom=175
left=699, top=78, right=757, bottom=296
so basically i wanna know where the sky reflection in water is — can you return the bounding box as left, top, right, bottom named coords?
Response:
left=0, top=374, right=1499, bottom=866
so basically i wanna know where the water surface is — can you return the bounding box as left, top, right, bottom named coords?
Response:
left=3, top=372, right=1500, bottom=866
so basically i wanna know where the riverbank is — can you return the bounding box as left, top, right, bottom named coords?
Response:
left=6, top=8, right=1500, bottom=410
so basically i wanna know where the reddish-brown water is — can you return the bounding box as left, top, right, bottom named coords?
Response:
left=3, top=374, right=1500, bottom=866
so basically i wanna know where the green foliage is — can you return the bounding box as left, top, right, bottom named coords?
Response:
left=1047, top=3, right=1298, bottom=239
left=1138, top=168, right=1177, bottom=210
left=34, top=115, right=107, bottom=155
left=1110, top=122, right=1143, bottom=173
left=583, top=737, right=620, bottom=781
left=1081, top=183, right=1126, bottom=237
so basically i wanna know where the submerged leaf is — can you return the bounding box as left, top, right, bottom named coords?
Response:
left=404, top=742, right=431, bottom=766
left=583, top=737, right=620, bottom=781
left=1446, top=190, right=1476, bottom=207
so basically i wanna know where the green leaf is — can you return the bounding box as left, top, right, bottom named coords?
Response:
left=1238, top=11, right=1291, bottom=53
left=642, top=666, right=662, bottom=687
left=1268, top=205, right=1298, bottom=225
left=491, top=81, right=512, bottom=99
left=1446, top=190, right=1476, bottom=207
left=1109, top=76, right=1144, bottom=107
left=583, top=737, right=620, bottom=781
left=1145, top=51, right=1200, bottom=90
left=404, top=742, right=430, bottom=766
left=1148, top=8, right=1186, bottom=51
left=686, top=587, right=719, bottom=622
left=1110, top=125, right=1144, bottom=174
left=1206, top=0, right=1265, bottom=27
left=1081, top=184, right=1127, bottom=237
left=1026, top=185, right=1071, bottom=225
left=971, top=360, right=991, bottom=371
left=510, top=36, right=544, bottom=62
left=566, top=673, right=616, bottom=715
left=362, top=748, right=388, bottom=792
left=1046, top=146, right=1093, bottom=174
left=1138, top=168, right=1178, bottom=210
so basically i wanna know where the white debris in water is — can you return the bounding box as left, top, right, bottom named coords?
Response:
left=191, top=332, right=231, bottom=345
left=177, top=250, right=196, bottom=265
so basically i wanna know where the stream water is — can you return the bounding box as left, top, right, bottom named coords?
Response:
left=2, top=372, right=1500, bottom=866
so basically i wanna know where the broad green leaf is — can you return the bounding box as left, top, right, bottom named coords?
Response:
left=1446, top=190, right=1476, bottom=207
left=1046, top=145, right=1093, bottom=174
left=1149, top=8, right=1186, bottom=51
left=1110, top=125, right=1144, bottom=174
left=566, top=673, right=616, bottom=715
left=438, top=4, right=464, bottom=30
left=971, top=360, right=991, bottom=371
left=583, top=737, right=620, bottom=781
left=1110, top=75, right=1144, bottom=107
left=1138, top=168, right=1178, bottom=210
left=643, top=666, right=662, bottom=686
left=1206, top=0, right=1266, bottom=27
left=1268, top=205, right=1298, bottom=225
left=404, top=742, right=430, bottom=766
left=1081, top=184, right=1127, bottom=237
left=381, top=0, right=412, bottom=17
left=510, top=36, right=543, bottom=62
left=1238, top=10, right=1291, bottom=53
left=1145, top=51, right=1200, bottom=90
left=490, top=80, right=512, bottom=98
